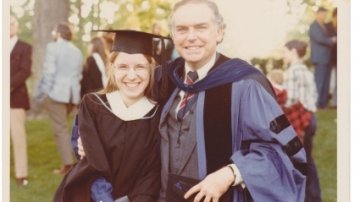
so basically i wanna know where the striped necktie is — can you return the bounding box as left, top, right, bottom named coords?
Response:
left=176, top=71, right=199, bottom=121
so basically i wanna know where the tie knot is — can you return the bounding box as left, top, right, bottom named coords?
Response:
left=186, top=71, right=198, bottom=84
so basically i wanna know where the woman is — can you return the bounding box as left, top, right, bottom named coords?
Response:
left=54, top=30, right=168, bottom=202
left=80, top=37, right=108, bottom=98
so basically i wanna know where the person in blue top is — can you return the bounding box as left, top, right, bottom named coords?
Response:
left=37, top=22, right=83, bottom=175
left=77, top=0, right=307, bottom=201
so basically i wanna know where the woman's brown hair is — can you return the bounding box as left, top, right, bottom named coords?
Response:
left=55, top=22, right=72, bottom=41
left=285, top=40, right=308, bottom=58
left=89, top=37, right=108, bottom=64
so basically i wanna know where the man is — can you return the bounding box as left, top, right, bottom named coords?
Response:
left=158, top=0, right=306, bottom=201
left=10, top=16, right=32, bottom=186
left=309, top=7, right=336, bottom=109
left=36, top=22, right=83, bottom=175
left=78, top=1, right=307, bottom=201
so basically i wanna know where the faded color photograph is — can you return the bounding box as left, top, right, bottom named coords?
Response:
left=8, top=0, right=346, bottom=201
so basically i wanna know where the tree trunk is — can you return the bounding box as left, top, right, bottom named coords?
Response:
left=30, top=0, right=69, bottom=117
left=32, top=0, right=69, bottom=88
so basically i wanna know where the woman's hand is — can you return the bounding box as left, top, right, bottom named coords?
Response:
left=77, top=137, right=86, bottom=159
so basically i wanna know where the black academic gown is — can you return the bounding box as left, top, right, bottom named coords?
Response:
left=54, top=93, right=161, bottom=202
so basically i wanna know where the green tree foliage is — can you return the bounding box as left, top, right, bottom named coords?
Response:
left=11, top=0, right=172, bottom=56
left=249, top=0, right=337, bottom=70
left=72, top=0, right=172, bottom=54
left=11, top=0, right=337, bottom=69
left=10, top=0, right=34, bottom=44
left=98, top=0, right=172, bottom=34
left=286, top=0, right=336, bottom=42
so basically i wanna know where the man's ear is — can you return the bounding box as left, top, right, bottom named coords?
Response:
left=216, top=27, right=225, bottom=44
left=290, top=48, right=298, bottom=57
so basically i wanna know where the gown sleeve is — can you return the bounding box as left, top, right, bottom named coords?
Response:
left=230, top=79, right=306, bottom=202
left=54, top=94, right=113, bottom=202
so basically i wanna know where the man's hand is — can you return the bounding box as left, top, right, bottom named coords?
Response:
left=184, top=166, right=234, bottom=202
left=77, top=137, right=86, bottom=159
left=35, top=91, right=48, bottom=103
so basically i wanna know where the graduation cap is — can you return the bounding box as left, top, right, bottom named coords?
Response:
left=93, top=29, right=168, bottom=56
left=93, top=29, right=171, bottom=104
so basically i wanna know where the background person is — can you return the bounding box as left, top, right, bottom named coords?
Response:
left=80, top=36, right=109, bottom=98
left=325, top=8, right=337, bottom=108
left=36, top=22, right=83, bottom=175
left=283, top=40, right=321, bottom=202
left=309, top=7, right=336, bottom=109
left=10, top=15, right=32, bottom=187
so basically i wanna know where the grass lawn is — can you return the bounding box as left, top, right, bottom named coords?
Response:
left=313, top=109, right=337, bottom=202
left=10, top=118, right=64, bottom=202
left=9, top=109, right=337, bottom=201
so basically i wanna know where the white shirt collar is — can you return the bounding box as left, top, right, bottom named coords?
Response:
left=10, top=36, right=18, bottom=53
left=184, top=52, right=217, bottom=81
left=106, top=91, right=157, bottom=121
left=92, top=53, right=108, bottom=86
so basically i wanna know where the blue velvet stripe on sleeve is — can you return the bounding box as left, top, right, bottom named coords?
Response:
left=91, top=177, right=114, bottom=202
left=70, top=114, right=80, bottom=160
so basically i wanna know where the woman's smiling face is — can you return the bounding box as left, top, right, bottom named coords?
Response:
left=112, top=52, right=151, bottom=105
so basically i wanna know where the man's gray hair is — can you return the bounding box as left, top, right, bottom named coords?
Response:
left=169, top=0, right=226, bottom=31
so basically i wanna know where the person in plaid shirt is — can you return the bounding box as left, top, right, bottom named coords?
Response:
left=282, top=40, right=321, bottom=202
left=267, top=68, right=312, bottom=144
